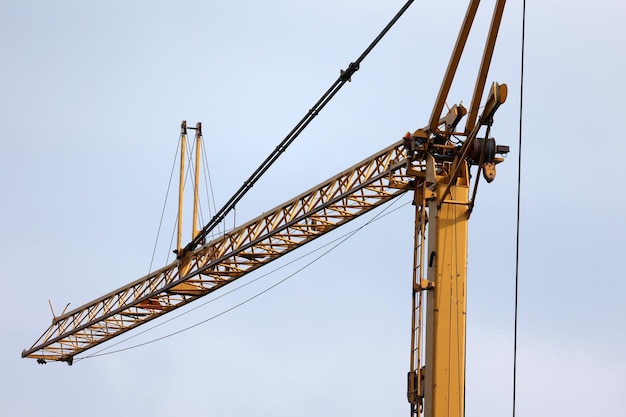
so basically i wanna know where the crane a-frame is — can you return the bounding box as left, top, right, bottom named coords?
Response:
left=22, top=1, right=509, bottom=416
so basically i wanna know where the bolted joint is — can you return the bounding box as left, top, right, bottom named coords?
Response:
left=339, top=61, right=360, bottom=82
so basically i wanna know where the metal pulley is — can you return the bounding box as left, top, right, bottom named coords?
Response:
left=469, top=137, right=496, bottom=164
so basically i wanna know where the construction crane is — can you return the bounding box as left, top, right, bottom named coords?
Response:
left=22, top=1, right=509, bottom=417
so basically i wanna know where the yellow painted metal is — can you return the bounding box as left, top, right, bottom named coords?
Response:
left=23, top=10, right=509, bottom=417
left=465, top=0, right=508, bottom=134
left=428, top=0, right=480, bottom=132
left=481, top=82, right=508, bottom=124
left=192, top=122, right=202, bottom=240
left=408, top=177, right=428, bottom=416
left=178, top=121, right=187, bottom=255
left=22, top=140, right=413, bottom=363
left=423, top=155, right=470, bottom=417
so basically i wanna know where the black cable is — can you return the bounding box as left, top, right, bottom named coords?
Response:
left=513, top=1, right=527, bottom=416
left=148, top=136, right=181, bottom=273
left=184, top=0, right=415, bottom=253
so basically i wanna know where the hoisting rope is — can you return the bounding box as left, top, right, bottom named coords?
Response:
left=148, top=136, right=182, bottom=272
left=513, top=0, right=527, bottom=416
left=184, top=0, right=416, bottom=253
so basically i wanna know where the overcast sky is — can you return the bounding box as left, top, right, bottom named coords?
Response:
left=2, top=1, right=625, bottom=416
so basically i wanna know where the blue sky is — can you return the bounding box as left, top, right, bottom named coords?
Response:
left=2, top=1, right=625, bottom=416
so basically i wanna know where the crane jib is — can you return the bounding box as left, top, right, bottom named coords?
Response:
left=22, top=141, right=412, bottom=363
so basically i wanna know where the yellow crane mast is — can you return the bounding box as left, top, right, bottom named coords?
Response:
left=22, top=1, right=509, bottom=417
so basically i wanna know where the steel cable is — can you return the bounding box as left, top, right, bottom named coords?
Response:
left=185, top=0, right=416, bottom=253
left=512, top=0, right=527, bottom=416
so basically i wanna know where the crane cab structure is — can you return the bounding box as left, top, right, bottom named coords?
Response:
left=22, top=1, right=510, bottom=417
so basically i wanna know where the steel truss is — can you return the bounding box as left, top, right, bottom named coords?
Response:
left=23, top=139, right=415, bottom=363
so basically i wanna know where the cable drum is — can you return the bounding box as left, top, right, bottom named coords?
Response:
left=469, top=137, right=496, bottom=164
